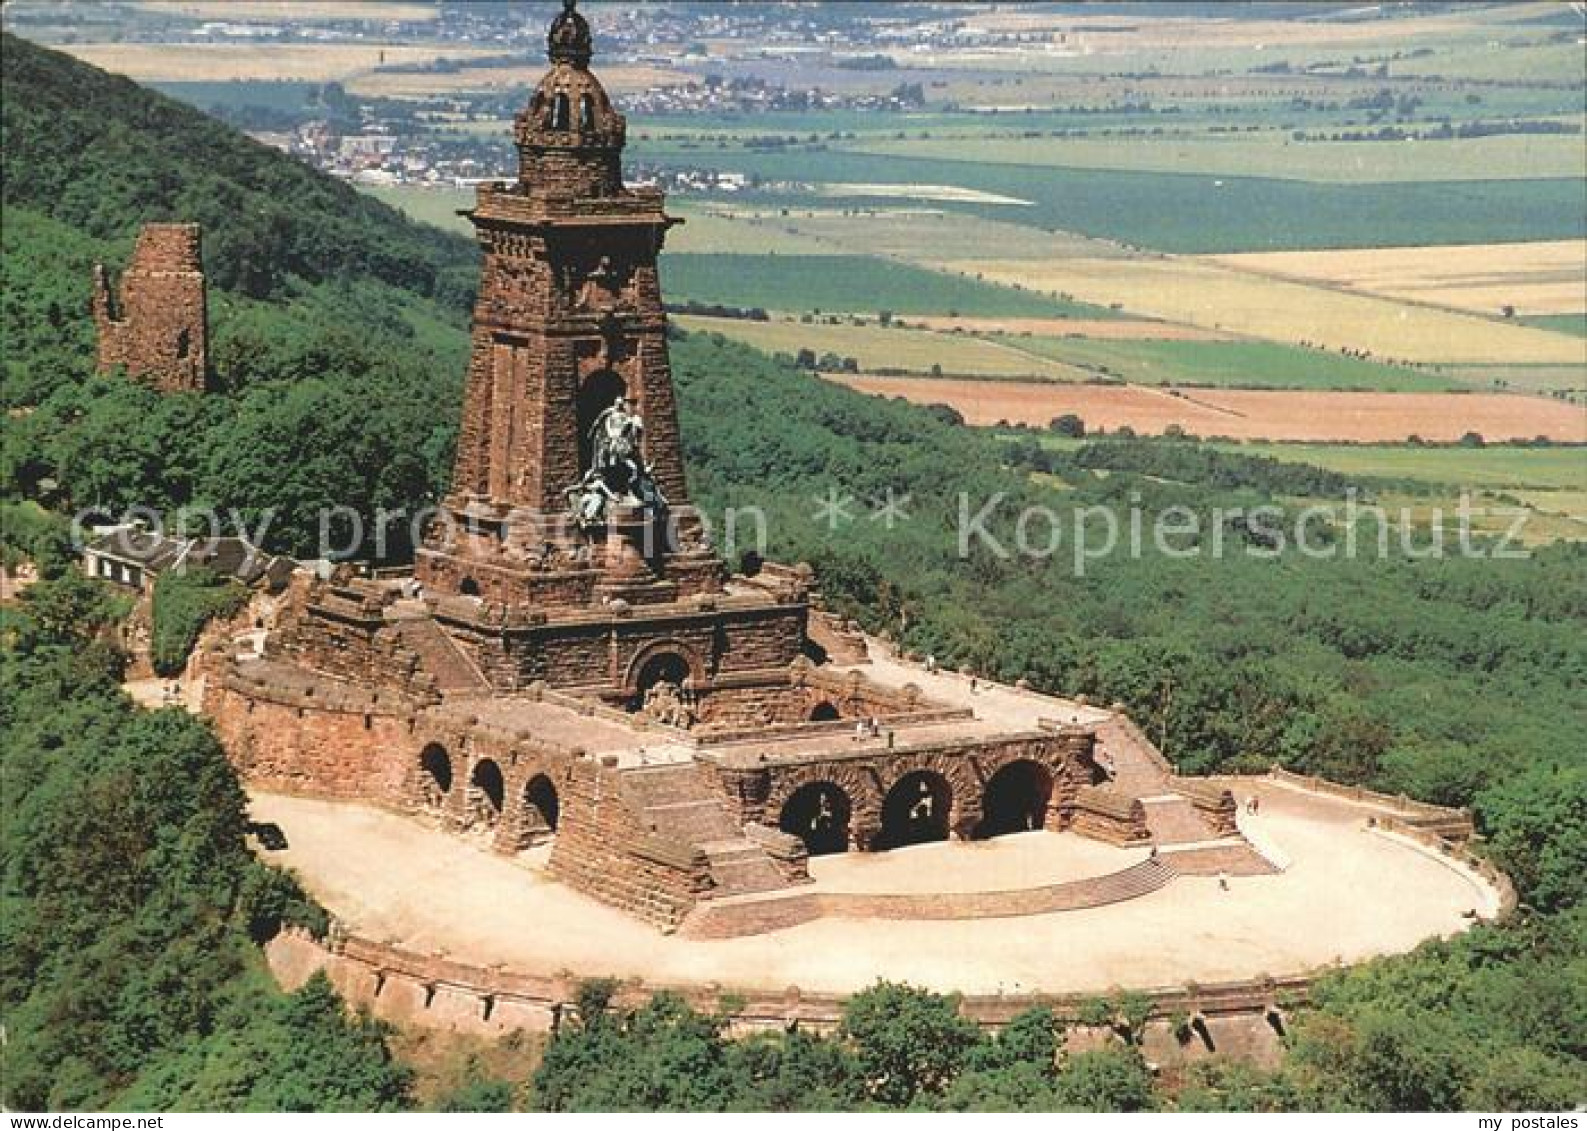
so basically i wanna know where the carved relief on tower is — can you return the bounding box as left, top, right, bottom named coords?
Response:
left=551, top=247, right=638, bottom=317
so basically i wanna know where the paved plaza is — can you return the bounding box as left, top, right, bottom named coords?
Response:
left=250, top=776, right=1496, bottom=998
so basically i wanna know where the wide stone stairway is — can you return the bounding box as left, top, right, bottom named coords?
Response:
left=392, top=616, right=491, bottom=696
left=621, top=763, right=790, bottom=897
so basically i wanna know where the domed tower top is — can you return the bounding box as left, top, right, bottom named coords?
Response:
left=513, top=0, right=627, bottom=197
left=547, top=0, right=592, bottom=66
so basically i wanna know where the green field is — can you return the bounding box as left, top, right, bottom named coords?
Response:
left=725, top=206, right=1134, bottom=262
left=675, top=314, right=1076, bottom=378
left=1027, top=436, right=1585, bottom=491
left=153, top=79, right=326, bottom=113
left=1211, top=442, right=1587, bottom=491
left=994, top=336, right=1462, bottom=392
left=359, top=186, right=842, bottom=255
left=844, top=131, right=1587, bottom=185
left=1442, top=363, right=1587, bottom=396
left=661, top=253, right=1110, bottom=318
left=1518, top=313, right=1587, bottom=339
left=630, top=143, right=1587, bottom=254
left=360, top=184, right=473, bottom=235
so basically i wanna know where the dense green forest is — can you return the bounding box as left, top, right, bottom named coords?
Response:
left=1, top=33, right=1582, bottom=1112
left=0, top=564, right=407, bottom=1110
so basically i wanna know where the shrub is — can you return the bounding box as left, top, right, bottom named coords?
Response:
left=150, top=566, right=248, bottom=677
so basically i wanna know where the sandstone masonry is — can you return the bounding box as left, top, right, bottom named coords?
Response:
left=93, top=222, right=208, bottom=392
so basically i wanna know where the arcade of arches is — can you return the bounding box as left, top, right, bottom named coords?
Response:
left=777, top=759, right=1059, bottom=857
left=413, top=743, right=562, bottom=852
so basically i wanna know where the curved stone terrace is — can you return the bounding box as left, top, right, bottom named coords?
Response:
left=247, top=771, right=1500, bottom=999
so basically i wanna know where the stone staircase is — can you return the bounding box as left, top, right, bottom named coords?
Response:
left=1141, top=796, right=1218, bottom=845
left=1094, top=716, right=1174, bottom=797
left=1161, top=842, right=1279, bottom=877
left=682, top=856, right=1180, bottom=939
left=392, top=618, right=490, bottom=696
left=622, top=763, right=790, bottom=897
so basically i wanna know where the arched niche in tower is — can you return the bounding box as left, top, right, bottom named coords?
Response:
left=576, top=367, right=628, bottom=473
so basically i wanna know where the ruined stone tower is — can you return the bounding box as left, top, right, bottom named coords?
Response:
left=416, top=0, right=713, bottom=610
left=92, top=222, right=208, bottom=393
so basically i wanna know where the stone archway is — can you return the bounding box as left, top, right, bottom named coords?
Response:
left=523, top=773, right=560, bottom=842
left=418, top=743, right=452, bottom=813
left=466, top=759, right=505, bottom=835
left=808, top=700, right=841, bottom=722
left=976, top=759, right=1054, bottom=839
left=778, top=781, right=852, bottom=856
left=765, top=764, right=883, bottom=850
left=624, top=642, right=705, bottom=726
left=877, top=770, right=953, bottom=851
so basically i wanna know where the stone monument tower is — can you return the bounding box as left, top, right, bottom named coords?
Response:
left=417, top=0, right=714, bottom=610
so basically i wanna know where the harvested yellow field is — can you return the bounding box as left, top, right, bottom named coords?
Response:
left=1210, top=241, right=1587, bottom=317
left=943, top=256, right=1587, bottom=366
left=350, top=63, right=693, bottom=98
left=908, top=315, right=1231, bottom=341
left=59, top=43, right=502, bottom=83
left=828, top=376, right=1587, bottom=444
left=674, top=315, right=1078, bottom=379
left=132, top=1, right=437, bottom=19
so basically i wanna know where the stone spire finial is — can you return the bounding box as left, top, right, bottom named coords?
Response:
left=548, top=0, right=593, bottom=67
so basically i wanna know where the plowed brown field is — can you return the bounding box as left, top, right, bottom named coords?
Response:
left=827, top=375, right=1587, bottom=443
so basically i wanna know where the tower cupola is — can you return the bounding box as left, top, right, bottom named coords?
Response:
left=514, top=0, right=626, bottom=197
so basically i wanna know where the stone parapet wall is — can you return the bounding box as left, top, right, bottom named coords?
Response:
left=207, top=678, right=414, bottom=800
left=1265, top=768, right=1475, bottom=839
left=1372, top=816, right=1517, bottom=920
left=265, top=925, right=1301, bottom=1066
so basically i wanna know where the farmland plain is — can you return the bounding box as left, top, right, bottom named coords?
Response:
left=631, top=145, right=1587, bottom=253
left=950, top=256, right=1587, bottom=365
left=660, top=254, right=1112, bottom=319
left=130, top=1, right=437, bottom=19
left=843, top=132, right=1587, bottom=185
left=1033, top=437, right=1584, bottom=493
left=333, top=0, right=1584, bottom=449
left=989, top=336, right=1462, bottom=392
left=1208, top=241, right=1587, bottom=318
left=674, top=315, right=1076, bottom=379
left=828, top=376, right=1587, bottom=444
left=56, top=42, right=505, bottom=83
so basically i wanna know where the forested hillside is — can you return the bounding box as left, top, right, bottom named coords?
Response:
left=1, top=34, right=1581, bottom=1112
